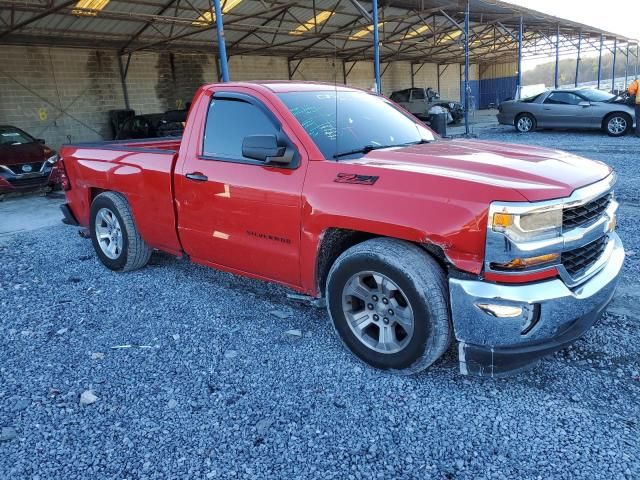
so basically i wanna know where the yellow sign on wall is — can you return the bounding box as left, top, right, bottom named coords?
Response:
left=38, top=108, right=48, bottom=121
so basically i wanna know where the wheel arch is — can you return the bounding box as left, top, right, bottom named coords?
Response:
left=89, top=187, right=110, bottom=204
left=315, top=227, right=451, bottom=297
left=601, top=111, right=632, bottom=129
left=514, top=111, right=536, bottom=122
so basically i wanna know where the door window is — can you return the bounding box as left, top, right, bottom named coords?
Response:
left=203, top=98, right=279, bottom=160
left=411, top=89, right=425, bottom=100
left=390, top=90, right=410, bottom=102
left=544, top=92, right=582, bottom=105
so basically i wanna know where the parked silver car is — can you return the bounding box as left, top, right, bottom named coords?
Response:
left=497, top=89, right=636, bottom=137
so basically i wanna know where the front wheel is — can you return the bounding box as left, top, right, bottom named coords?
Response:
left=604, top=113, right=631, bottom=137
left=515, top=113, right=536, bottom=133
left=326, top=238, right=451, bottom=374
left=89, top=192, right=152, bottom=272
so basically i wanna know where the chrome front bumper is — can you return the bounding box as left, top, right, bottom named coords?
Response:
left=449, top=232, right=624, bottom=377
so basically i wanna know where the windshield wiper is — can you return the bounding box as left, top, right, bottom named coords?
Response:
left=333, top=139, right=432, bottom=159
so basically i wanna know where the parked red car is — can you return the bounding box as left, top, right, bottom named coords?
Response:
left=58, top=82, right=623, bottom=377
left=0, top=126, right=61, bottom=194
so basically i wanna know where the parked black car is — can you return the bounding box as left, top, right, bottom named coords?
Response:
left=112, top=109, right=188, bottom=140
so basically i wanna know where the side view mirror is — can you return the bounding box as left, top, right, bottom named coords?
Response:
left=242, top=134, right=293, bottom=165
left=37, top=138, right=46, bottom=144
left=578, top=101, right=591, bottom=107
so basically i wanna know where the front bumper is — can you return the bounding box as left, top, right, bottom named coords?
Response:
left=449, top=232, right=624, bottom=377
left=0, top=166, right=59, bottom=193
left=496, top=112, right=513, bottom=125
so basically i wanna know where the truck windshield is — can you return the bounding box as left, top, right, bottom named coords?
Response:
left=277, top=90, right=435, bottom=159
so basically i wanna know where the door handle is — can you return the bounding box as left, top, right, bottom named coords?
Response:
left=185, top=172, right=208, bottom=182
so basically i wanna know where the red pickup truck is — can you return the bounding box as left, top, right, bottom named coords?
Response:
left=59, top=82, right=624, bottom=377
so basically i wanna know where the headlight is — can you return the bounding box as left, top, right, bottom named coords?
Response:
left=491, top=207, right=562, bottom=241
left=46, top=153, right=59, bottom=165
left=448, top=102, right=456, bottom=108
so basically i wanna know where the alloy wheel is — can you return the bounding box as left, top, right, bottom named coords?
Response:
left=341, top=271, right=415, bottom=354
left=608, top=116, right=627, bottom=135
left=95, top=207, right=123, bottom=260
left=517, top=116, right=533, bottom=132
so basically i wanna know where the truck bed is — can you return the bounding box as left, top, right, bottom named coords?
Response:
left=65, top=136, right=182, bottom=153
left=60, top=137, right=183, bottom=255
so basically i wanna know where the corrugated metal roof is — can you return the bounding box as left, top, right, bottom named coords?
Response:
left=0, top=0, right=636, bottom=65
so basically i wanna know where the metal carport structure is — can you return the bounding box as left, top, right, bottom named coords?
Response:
left=1, top=0, right=638, bottom=133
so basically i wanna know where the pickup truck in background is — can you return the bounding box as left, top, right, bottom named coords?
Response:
left=390, top=87, right=465, bottom=124
left=58, top=82, right=624, bottom=377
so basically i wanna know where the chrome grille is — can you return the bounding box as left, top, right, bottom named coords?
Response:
left=562, top=194, right=611, bottom=230
left=561, top=236, right=608, bottom=277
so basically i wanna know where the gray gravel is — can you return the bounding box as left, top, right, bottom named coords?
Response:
left=1, top=127, right=639, bottom=479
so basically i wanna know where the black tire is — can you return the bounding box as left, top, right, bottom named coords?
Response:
left=326, top=238, right=451, bottom=374
left=514, top=113, right=536, bottom=133
left=89, top=191, right=152, bottom=272
left=603, top=113, right=631, bottom=137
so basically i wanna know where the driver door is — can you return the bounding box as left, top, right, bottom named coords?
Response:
left=541, top=91, right=591, bottom=128
left=174, top=91, right=306, bottom=287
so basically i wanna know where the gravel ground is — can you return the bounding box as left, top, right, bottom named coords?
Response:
left=1, top=127, right=639, bottom=479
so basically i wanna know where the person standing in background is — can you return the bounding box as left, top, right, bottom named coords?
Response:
left=628, top=77, right=640, bottom=136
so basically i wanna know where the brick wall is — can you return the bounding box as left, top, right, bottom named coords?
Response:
left=0, top=45, right=480, bottom=149
left=0, top=46, right=125, bottom=148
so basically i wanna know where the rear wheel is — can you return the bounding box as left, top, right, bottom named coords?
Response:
left=90, top=192, right=152, bottom=272
left=515, top=113, right=536, bottom=133
left=326, top=238, right=451, bottom=374
left=604, top=113, right=631, bottom=137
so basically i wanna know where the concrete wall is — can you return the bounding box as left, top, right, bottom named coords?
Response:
left=0, top=44, right=480, bottom=148
left=0, top=46, right=125, bottom=148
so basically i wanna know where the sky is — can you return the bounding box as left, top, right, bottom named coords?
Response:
left=504, top=0, right=639, bottom=39
left=504, top=0, right=639, bottom=70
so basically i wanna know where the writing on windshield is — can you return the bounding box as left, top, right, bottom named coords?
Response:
left=278, top=90, right=434, bottom=159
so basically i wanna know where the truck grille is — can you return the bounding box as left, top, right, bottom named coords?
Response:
left=562, top=194, right=611, bottom=230
left=561, top=236, right=608, bottom=277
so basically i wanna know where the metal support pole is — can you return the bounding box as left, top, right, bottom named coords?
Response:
left=574, top=31, right=581, bottom=87
left=410, top=63, right=415, bottom=88
left=517, top=16, right=523, bottom=97
left=372, top=0, right=381, bottom=93
left=554, top=24, right=560, bottom=88
left=212, top=0, right=229, bottom=82
left=464, top=1, right=470, bottom=135
left=117, top=55, right=131, bottom=110
left=624, top=43, right=629, bottom=88
left=597, top=35, right=603, bottom=89
left=612, top=38, right=618, bottom=92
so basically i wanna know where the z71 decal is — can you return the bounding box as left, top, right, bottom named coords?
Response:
left=334, top=173, right=379, bottom=185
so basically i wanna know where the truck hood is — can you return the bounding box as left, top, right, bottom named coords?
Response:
left=352, top=139, right=611, bottom=202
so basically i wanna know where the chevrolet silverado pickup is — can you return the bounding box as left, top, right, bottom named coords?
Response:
left=58, top=82, right=624, bottom=377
